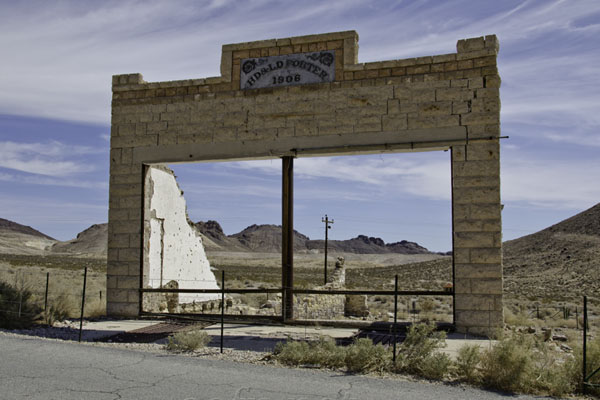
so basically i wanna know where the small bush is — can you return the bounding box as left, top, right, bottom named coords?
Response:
left=420, top=351, right=452, bottom=380
left=0, top=280, right=42, bottom=329
left=531, top=351, right=575, bottom=397
left=395, top=323, right=447, bottom=378
left=564, top=335, right=600, bottom=395
left=311, top=337, right=346, bottom=368
left=344, top=338, right=390, bottom=373
left=275, top=337, right=346, bottom=368
left=165, top=330, right=211, bottom=352
left=454, top=344, right=481, bottom=383
left=43, top=292, right=77, bottom=325
left=275, top=337, right=390, bottom=373
left=274, top=340, right=310, bottom=365
left=480, top=334, right=534, bottom=393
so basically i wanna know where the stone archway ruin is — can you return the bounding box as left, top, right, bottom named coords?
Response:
left=108, top=31, right=503, bottom=335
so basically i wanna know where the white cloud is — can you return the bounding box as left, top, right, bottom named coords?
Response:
left=501, top=156, right=600, bottom=210
left=1, top=0, right=598, bottom=127
left=227, top=151, right=600, bottom=212
left=0, top=171, right=107, bottom=189
left=0, top=140, right=100, bottom=176
left=228, top=154, right=452, bottom=201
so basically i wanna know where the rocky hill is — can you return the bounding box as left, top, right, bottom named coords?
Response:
left=195, top=220, right=431, bottom=254
left=49, top=223, right=108, bottom=258
left=0, top=218, right=55, bottom=241
left=229, top=224, right=311, bottom=252
left=503, top=202, right=600, bottom=301
left=0, top=218, right=56, bottom=255
left=306, top=235, right=429, bottom=255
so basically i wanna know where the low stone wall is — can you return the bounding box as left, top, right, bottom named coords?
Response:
left=295, top=293, right=346, bottom=320
left=294, top=257, right=354, bottom=320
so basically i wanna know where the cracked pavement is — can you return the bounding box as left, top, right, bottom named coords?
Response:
left=0, top=335, right=548, bottom=400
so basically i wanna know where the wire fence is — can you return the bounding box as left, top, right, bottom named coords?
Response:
left=140, top=271, right=455, bottom=327
left=0, top=267, right=105, bottom=340
left=583, top=296, right=600, bottom=392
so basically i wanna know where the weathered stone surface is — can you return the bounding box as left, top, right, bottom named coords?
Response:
left=345, top=295, right=369, bottom=317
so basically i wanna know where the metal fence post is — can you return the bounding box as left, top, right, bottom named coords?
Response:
left=78, top=267, right=87, bottom=342
left=393, top=274, right=398, bottom=364
left=44, top=272, right=50, bottom=311
left=220, top=270, right=225, bottom=354
left=18, top=291, right=22, bottom=318
left=583, top=295, right=587, bottom=393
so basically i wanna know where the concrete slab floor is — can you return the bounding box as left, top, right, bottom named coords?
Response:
left=75, top=319, right=496, bottom=356
left=201, top=323, right=496, bottom=355
left=77, top=319, right=159, bottom=341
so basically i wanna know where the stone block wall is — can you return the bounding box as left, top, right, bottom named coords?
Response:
left=452, top=140, right=503, bottom=335
left=108, top=30, right=502, bottom=335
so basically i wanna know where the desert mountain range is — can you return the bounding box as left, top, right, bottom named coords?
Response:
left=195, top=220, right=431, bottom=254
left=0, top=218, right=431, bottom=257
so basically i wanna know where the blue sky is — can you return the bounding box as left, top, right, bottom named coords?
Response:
left=1, top=0, right=599, bottom=252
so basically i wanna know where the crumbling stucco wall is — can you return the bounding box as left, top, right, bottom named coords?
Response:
left=144, top=165, right=219, bottom=304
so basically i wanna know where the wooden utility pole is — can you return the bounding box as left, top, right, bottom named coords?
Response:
left=322, top=214, right=334, bottom=285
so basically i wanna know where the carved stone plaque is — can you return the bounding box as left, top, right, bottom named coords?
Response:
left=240, top=51, right=335, bottom=90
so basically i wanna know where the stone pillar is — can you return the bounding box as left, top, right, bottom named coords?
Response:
left=107, top=73, right=147, bottom=317
left=452, top=140, right=503, bottom=336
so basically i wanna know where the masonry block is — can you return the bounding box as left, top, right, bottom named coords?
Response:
left=455, top=263, right=502, bottom=279
left=470, top=248, right=502, bottom=264
left=454, top=231, right=496, bottom=248
left=454, top=218, right=501, bottom=232
left=107, top=287, right=129, bottom=303
left=471, top=278, right=503, bottom=295
left=117, top=276, right=139, bottom=289
left=456, top=310, right=503, bottom=328
left=453, top=160, right=499, bottom=178
left=452, top=187, right=500, bottom=204
left=455, top=294, right=502, bottom=311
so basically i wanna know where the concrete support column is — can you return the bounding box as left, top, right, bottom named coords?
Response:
left=451, top=140, right=503, bottom=336
left=281, top=156, right=294, bottom=320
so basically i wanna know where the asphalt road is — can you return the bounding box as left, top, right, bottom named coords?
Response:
left=0, top=334, right=548, bottom=400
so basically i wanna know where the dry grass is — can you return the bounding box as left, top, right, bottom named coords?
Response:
left=0, top=261, right=106, bottom=325
left=275, top=336, right=390, bottom=373
left=165, top=330, right=212, bottom=352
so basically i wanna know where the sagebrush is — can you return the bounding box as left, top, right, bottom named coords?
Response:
left=165, top=330, right=212, bottom=352
left=0, top=279, right=41, bottom=329
left=394, top=322, right=449, bottom=379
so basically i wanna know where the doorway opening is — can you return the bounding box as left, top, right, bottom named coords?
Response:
left=140, top=150, right=453, bottom=325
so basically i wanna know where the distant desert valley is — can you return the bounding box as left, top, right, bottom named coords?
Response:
left=1, top=202, right=599, bottom=324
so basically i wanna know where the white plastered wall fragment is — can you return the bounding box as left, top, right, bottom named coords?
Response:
left=145, top=165, right=219, bottom=303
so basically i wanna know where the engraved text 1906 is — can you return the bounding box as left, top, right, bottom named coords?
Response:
left=240, top=51, right=335, bottom=90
